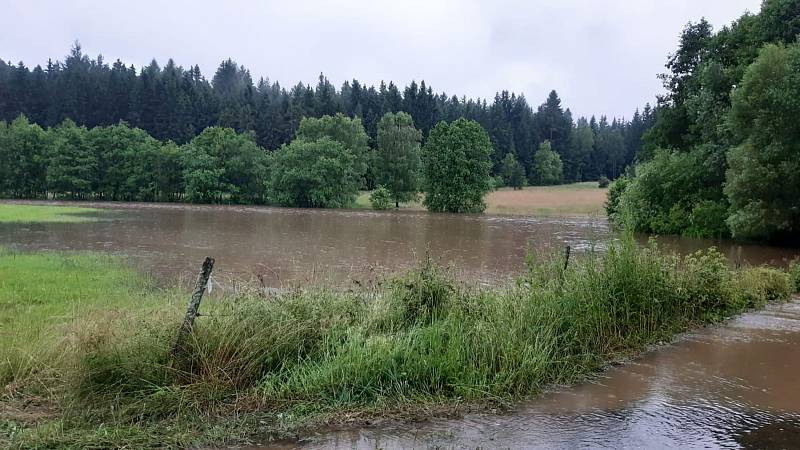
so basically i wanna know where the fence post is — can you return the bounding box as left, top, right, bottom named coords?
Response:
left=172, top=256, right=215, bottom=359
left=563, top=245, right=571, bottom=271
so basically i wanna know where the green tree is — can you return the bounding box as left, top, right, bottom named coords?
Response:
left=47, top=120, right=97, bottom=198
left=271, top=137, right=359, bottom=208
left=725, top=43, right=800, bottom=241
left=182, top=127, right=269, bottom=204
left=568, top=118, right=594, bottom=181
left=89, top=123, right=165, bottom=201
left=421, top=118, right=493, bottom=213
left=0, top=115, right=49, bottom=198
left=500, top=152, right=525, bottom=189
left=295, top=113, right=370, bottom=181
left=531, top=141, right=563, bottom=186
left=154, top=141, right=186, bottom=201
left=375, top=111, right=421, bottom=207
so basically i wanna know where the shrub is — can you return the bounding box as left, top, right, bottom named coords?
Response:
left=789, top=260, right=800, bottom=293
left=369, top=185, right=393, bottom=210
left=729, top=267, right=792, bottom=309
left=491, top=175, right=505, bottom=190
left=679, top=247, right=731, bottom=314
left=605, top=175, right=629, bottom=220
left=598, top=176, right=610, bottom=188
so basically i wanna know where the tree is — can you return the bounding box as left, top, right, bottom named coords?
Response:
left=500, top=152, right=525, bottom=189
left=46, top=119, right=97, bottom=198
left=531, top=141, right=563, bottom=186
left=0, top=115, right=49, bottom=198
left=421, top=118, right=493, bottom=213
left=295, top=113, right=370, bottom=182
left=725, top=43, right=800, bottom=241
left=182, top=126, right=269, bottom=204
left=89, top=123, right=164, bottom=201
left=535, top=91, right=572, bottom=163
left=568, top=117, right=594, bottom=181
left=375, top=111, right=421, bottom=207
left=271, top=137, right=359, bottom=208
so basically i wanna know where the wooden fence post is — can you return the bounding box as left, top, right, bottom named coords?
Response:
left=563, top=245, right=571, bottom=271
left=172, top=256, right=215, bottom=359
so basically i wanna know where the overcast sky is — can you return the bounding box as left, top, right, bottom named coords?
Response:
left=2, top=0, right=760, bottom=119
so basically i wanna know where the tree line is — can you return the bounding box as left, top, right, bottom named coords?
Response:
left=0, top=44, right=653, bottom=187
left=0, top=111, right=505, bottom=213
left=608, top=0, right=800, bottom=243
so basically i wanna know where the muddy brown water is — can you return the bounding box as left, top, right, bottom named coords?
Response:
left=3, top=201, right=800, bottom=449
left=0, top=201, right=797, bottom=289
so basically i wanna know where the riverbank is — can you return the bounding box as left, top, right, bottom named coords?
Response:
left=1, top=241, right=797, bottom=448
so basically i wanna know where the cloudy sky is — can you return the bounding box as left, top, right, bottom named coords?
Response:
left=2, top=0, right=760, bottom=119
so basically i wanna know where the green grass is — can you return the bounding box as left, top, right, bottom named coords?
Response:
left=0, top=241, right=794, bottom=448
left=0, top=204, right=101, bottom=223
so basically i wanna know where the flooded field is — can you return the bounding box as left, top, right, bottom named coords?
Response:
left=3, top=201, right=800, bottom=449
left=0, top=201, right=797, bottom=288
left=271, top=300, right=800, bottom=449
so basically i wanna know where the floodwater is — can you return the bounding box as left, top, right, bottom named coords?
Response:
left=267, top=300, right=800, bottom=449
left=3, top=201, right=800, bottom=449
left=0, top=201, right=797, bottom=289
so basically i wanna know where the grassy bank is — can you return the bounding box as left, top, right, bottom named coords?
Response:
left=0, top=204, right=100, bottom=223
left=1, top=242, right=797, bottom=448
left=355, top=182, right=607, bottom=216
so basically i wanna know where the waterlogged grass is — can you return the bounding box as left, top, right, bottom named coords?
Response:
left=0, top=204, right=101, bottom=223
left=0, top=241, right=795, bottom=448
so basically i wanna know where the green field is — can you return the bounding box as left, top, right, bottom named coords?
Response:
left=0, top=204, right=101, bottom=223
left=1, top=242, right=796, bottom=448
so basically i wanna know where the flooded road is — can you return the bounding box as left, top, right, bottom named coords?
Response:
left=0, top=201, right=797, bottom=288
left=274, top=299, right=800, bottom=449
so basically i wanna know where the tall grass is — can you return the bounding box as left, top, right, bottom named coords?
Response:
left=1, top=239, right=795, bottom=448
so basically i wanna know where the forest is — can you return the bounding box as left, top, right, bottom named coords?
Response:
left=608, top=0, right=800, bottom=243
left=0, top=44, right=652, bottom=206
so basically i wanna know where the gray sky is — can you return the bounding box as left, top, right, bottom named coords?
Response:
left=2, top=0, right=760, bottom=119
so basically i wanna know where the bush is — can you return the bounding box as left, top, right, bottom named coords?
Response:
left=491, top=175, right=505, bottom=190
left=729, top=267, right=792, bottom=309
left=789, top=260, right=800, bottom=293
left=598, top=176, right=610, bottom=188
left=605, top=175, right=629, bottom=220
left=369, top=185, right=393, bottom=210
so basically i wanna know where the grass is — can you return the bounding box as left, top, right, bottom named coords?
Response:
left=0, top=204, right=101, bottom=223
left=354, top=182, right=608, bottom=217
left=0, top=240, right=795, bottom=448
